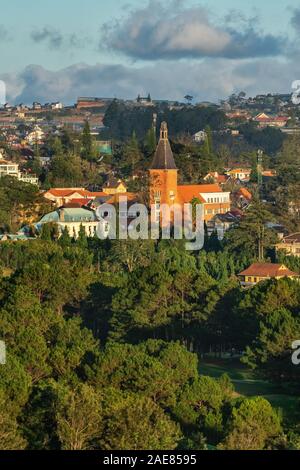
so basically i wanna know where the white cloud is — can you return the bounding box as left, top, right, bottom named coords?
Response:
left=101, top=0, right=286, bottom=60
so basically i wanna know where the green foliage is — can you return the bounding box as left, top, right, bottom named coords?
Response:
left=56, top=383, right=103, bottom=450
left=0, top=237, right=296, bottom=450
left=239, top=123, right=285, bottom=155
left=220, top=397, right=282, bottom=450
left=225, top=199, right=276, bottom=261
left=0, top=176, right=41, bottom=232
left=100, top=391, right=181, bottom=450
left=103, top=100, right=226, bottom=140
left=0, top=390, right=26, bottom=450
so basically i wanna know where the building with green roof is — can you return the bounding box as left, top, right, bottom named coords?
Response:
left=37, top=207, right=103, bottom=239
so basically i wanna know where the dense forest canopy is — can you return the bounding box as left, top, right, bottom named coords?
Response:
left=0, top=230, right=299, bottom=450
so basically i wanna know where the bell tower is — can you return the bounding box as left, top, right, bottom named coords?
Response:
left=149, top=122, right=178, bottom=224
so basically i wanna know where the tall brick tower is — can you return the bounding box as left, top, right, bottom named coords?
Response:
left=149, top=122, right=178, bottom=224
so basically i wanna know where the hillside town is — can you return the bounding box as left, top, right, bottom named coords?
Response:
left=3, top=0, right=300, bottom=457
left=1, top=92, right=300, bottom=288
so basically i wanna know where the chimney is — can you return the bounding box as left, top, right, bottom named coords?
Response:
left=59, top=209, right=65, bottom=222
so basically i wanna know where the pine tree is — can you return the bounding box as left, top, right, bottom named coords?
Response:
left=124, top=131, right=141, bottom=175
left=144, top=127, right=156, bottom=157
left=81, top=121, right=94, bottom=162
left=77, top=224, right=88, bottom=249
left=59, top=226, right=72, bottom=247
left=40, top=224, right=52, bottom=241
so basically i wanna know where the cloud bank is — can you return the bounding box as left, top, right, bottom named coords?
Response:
left=2, top=2, right=298, bottom=105
left=1, top=58, right=299, bottom=106
left=102, top=0, right=287, bottom=60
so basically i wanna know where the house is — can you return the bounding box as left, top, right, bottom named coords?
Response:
left=37, top=207, right=107, bottom=239
left=193, top=130, right=207, bottom=143
left=208, top=209, right=242, bottom=239
left=262, top=170, right=276, bottom=178
left=149, top=122, right=231, bottom=223
left=26, top=126, right=45, bottom=144
left=225, top=168, right=251, bottom=182
left=102, top=178, right=127, bottom=195
left=276, top=233, right=300, bottom=257
left=50, top=102, right=63, bottom=110
left=203, top=172, right=229, bottom=185
left=0, top=158, right=38, bottom=185
left=238, top=263, right=299, bottom=287
left=43, top=188, right=107, bottom=207
left=32, top=102, right=42, bottom=110
left=0, top=159, right=19, bottom=178
left=233, top=187, right=252, bottom=209
left=253, top=113, right=289, bottom=128
left=19, top=172, right=39, bottom=185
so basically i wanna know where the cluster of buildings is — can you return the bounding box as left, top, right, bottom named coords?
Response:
left=2, top=102, right=63, bottom=114
left=0, top=118, right=299, bottom=288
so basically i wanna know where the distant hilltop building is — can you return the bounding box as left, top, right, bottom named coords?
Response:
left=253, top=113, right=289, bottom=128
left=136, top=94, right=153, bottom=106
left=76, top=97, right=113, bottom=109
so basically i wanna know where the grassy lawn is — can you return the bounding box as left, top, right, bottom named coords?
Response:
left=200, top=358, right=299, bottom=426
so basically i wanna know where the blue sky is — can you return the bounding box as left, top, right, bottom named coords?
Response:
left=1, top=0, right=300, bottom=103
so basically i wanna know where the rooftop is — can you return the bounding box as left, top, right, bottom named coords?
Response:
left=150, top=122, right=177, bottom=170
left=39, top=207, right=98, bottom=224
left=281, top=233, right=300, bottom=244
left=239, top=263, right=298, bottom=278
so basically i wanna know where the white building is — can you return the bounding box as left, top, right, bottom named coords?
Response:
left=193, top=130, right=207, bottom=143
left=50, top=102, right=63, bottom=110
left=26, top=125, right=45, bottom=144
left=0, top=157, right=39, bottom=185
left=37, top=207, right=108, bottom=238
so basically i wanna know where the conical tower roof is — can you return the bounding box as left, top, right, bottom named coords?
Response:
left=150, top=122, right=177, bottom=170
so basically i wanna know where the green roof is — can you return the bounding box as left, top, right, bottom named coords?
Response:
left=39, top=208, right=97, bottom=224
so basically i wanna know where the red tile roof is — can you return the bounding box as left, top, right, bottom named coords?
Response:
left=282, top=233, right=300, bottom=244
left=205, top=172, right=228, bottom=184
left=239, top=263, right=298, bottom=278
left=45, top=188, right=108, bottom=199
left=255, top=116, right=288, bottom=122
left=177, top=184, right=223, bottom=203
left=63, top=198, right=93, bottom=207
left=238, top=188, right=252, bottom=200
left=45, top=188, right=84, bottom=197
